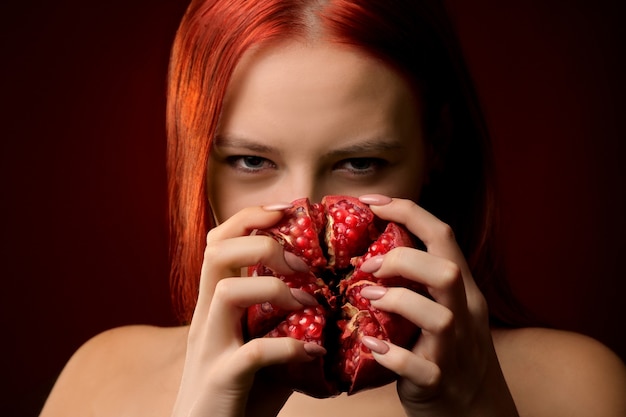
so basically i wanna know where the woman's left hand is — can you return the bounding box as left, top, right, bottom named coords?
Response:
left=357, top=196, right=519, bottom=417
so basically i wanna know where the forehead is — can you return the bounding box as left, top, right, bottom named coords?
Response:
left=221, top=39, right=421, bottom=122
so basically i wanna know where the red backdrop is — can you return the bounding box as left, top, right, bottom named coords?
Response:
left=2, top=1, right=624, bottom=416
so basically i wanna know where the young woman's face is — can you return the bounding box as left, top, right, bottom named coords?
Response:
left=208, top=40, right=428, bottom=223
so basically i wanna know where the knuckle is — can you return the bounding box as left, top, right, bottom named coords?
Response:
left=203, top=240, right=222, bottom=261
left=240, top=338, right=264, bottom=364
left=439, top=260, right=462, bottom=289
left=423, top=362, right=442, bottom=389
left=469, top=291, right=489, bottom=320
left=205, top=225, right=223, bottom=244
left=435, top=221, right=456, bottom=242
left=213, top=277, right=236, bottom=301
left=432, top=308, right=455, bottom=335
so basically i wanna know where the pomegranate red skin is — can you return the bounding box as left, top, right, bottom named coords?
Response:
left=246, top=196, right=422, bottom=398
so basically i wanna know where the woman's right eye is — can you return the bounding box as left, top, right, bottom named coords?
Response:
left=226, top=155, right=276, bottom=173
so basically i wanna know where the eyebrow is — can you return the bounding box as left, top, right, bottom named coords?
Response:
left=212, top=134, right=405, bottom=157
left=322, top=140, right=404, bottom=158
left=213, top=134, right=275, bottom=153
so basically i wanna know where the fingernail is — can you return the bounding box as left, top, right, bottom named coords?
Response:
left=360, top=285, right=387, bottom=300
left=290, top=288, right=318, bottom=306
left=359, top=255, right=384, bottom=273
left=262, top=202, right=293, bottom=211
left=303, top=342, right=327, bottom=357
left=284, top=251, right=310, bottom=273
left=361, top=336, right=390, bottom=354
left=358, top=194, right=392, bottom=205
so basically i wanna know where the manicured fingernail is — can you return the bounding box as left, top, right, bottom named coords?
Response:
left=284, top=251, right=310, bottom=273
left=358, top=194, right=392, bottom=205
left=360, top=255, right=384, bottom=273
left=262, top=202, right=293, bottom=211
left=361, top=336, right=390, bottom=354
left=360, top=285, right=387, bottom=300
left=303, top=342, right=327, bottom=357
left=290, top=288, right=318, bottom=306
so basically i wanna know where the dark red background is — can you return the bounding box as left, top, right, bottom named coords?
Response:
left=2, top=1, right=624, bottom=416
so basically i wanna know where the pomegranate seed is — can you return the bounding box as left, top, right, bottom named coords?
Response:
left=346, top=228, right=358, bottom=240
left=297, top=216, right=311, bottom=228
left=332, top=208, right=346, bottom=222
left=298, top=315, right=313, bottom=327
left=295, top=236, right=309, bottom=248
left=306, top=322, right=323, bottom=338
left=344, top=215, right=358, bottom=227
left=278, top=322, right=289, bottom=335
left=289, top=324, right=304, bottom=339
left=290, top=225, right=303, bottom=237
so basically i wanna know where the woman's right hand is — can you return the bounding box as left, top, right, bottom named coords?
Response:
left=170, top=205, right=327, bottom=417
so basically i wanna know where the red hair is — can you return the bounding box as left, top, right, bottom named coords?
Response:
left=167, top=0, right=526, bottom=325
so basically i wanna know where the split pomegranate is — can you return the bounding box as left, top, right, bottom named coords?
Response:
left=245, top=196, right=423, bottom=397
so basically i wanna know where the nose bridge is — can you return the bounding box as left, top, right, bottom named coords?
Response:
left=278, top=164, right=322, bottom=203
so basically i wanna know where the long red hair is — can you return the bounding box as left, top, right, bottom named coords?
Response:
left=167, top=0, right=526, bottom=326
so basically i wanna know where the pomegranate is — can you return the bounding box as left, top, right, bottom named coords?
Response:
left=245, top=196, right=422, bottom=397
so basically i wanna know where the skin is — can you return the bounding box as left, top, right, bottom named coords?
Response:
left=39, top=40, right=626, bottom=417
left=208, top=40, right=428, bottom=218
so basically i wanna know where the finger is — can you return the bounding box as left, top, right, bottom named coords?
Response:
left=234, top=338, right=326, bottom=374
left=361, top=286, right=455, bottom=367
left=206, top=204, right=291, bottom=243
left=198, top=235, right=309, bottom=308
left=209, top=337, right=325, bottom=391
left=203, top=234, right=307, bottom=278
left=362, top=247, right=468, bottom=322
left=204, top=276, right=316, bottom=348
left=365, top=198, right=462, bottom=261
left=361, top=337, right=441, bottom=390
left=365, top=197, right=482, bottom=298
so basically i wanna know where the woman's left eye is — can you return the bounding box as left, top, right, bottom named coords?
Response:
left=333, top=158, right=387, bottom=175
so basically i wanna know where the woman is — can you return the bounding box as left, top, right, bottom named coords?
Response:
left=40, top=0, right=626, bottom=416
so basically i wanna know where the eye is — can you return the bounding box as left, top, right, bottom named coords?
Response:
left=226, top=155, right=276, bottom=173
left=333, top=158, right=387, bottom=175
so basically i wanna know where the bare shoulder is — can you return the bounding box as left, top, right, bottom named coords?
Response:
left=492, top=327, right=626, bottom=417
left=40, top=325, right=188, bottom=417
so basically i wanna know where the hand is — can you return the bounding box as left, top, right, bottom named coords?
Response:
left=171, top=205, right=326, bottom=417
left=357, top=196, right=519, bottom=417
